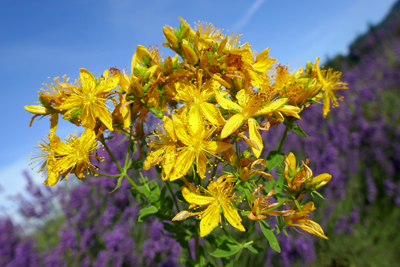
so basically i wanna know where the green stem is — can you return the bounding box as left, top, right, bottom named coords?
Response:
left=101, top=136, right=144, bottom=195
left=195, top=221, right=199, bottom=263
left=123, top=173, right=143, bottom=195
left=221, top=226, right=240, bottom=245
left=243, top=221, right=255, bottom=244
left=101, top=137, right=124, bottom=172
left=193, top=166, right=200, bottom=264
left=265, top=197, right=290, bottom=212
left=93, top=171, right=121, bottom=178
left=166, top=181, right=180, bottom=212
left=277, top=124, right=290, bottom=153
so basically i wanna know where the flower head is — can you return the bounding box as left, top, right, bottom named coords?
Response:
left=168, top=114, right=232, bottom=181
left=173, top=176, right=245, bottom=237
left=285, top=201, right=328, bottom=239
left=52, top=130, right=103, bottom=179
left=144, top=116, right=178, bottom=180
left=55, top=69, right=119, bottom=131
left=30, top=134, right=60, bottom=186
left=247, top=185, right=294, bottom=221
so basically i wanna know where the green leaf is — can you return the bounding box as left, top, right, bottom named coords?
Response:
left=109, top=176, right=124, bottom=194
left=160, top=185, right=167, bottom=207
left=259, top=220, right=281, bottom=253
left=209, top=241, right=241, bottom=258
left=291, top=123, right=309, bottom=138
left=199, top=245, right=206, bottom=267
left=244, top=186, right=252, bottom=206
left=274, top=174, right=285, bottom=200
left=266, top=150, right=285, bottom=171
left=245, top=243, right=264, bottom=254
left=138, top=206, right=158, bottom=222
left=293, top=197, right=303, bottom=212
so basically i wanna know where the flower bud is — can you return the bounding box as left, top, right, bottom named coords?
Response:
left=24, top=105, right=49, bottom=115
left=164, top=56, right=173, bottom=75
left=221, top=147, right=238, bottom=167
left=131, top=78, right=144, bottom=99
left=163, top=27, right=179, bottom=48
left=143, top=65, right=158, bottom=80
left=181, top=43, right=198, bottom=64
left=307, top=173, right=332, bottom=189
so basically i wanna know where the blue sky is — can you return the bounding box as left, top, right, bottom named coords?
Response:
left=0, top=0, right=397, bottom=212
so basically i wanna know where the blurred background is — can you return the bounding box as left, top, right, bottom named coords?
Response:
left=1, top=0, right=400, bottom=266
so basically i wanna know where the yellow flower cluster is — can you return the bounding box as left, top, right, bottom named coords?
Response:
left=25, top=17, right=346, bottom=239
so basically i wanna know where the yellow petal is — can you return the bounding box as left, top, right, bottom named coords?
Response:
left=188, top=106, right=202, bottom=135
left=323, top=92, right=331, bottom=118
left=50, top=113, right=58, bottom=135
left=248, top=118, right=263, bottom=158
left=253, top=48, right=277, bottom=72
left=24, top=105, right=49, bottom=115
left=162, top=116, right=176, bottom=141
left=204, top=141, right=232, bottom=154
left=287, top=152, right=297, bottom=175
left=95, top=103, right=114, bottom=131
left=279, top=105, right=301, bottom=120
left=308, top=173, right=332, bottom=189
left=254, top=98, right=287, bottom=116
left=199, top=102, right=225, bottom=126
left=215, top=90, right=242, bottom=112
left=221, top=113, right=245, bottom=138
left=196, top=151, right=207, bottom=179
left=291, top=219, right=328, bottom=240
left=200, top=203, right=221, bottom=237
left=75, top=161, right=86, bottom=178
left=169, top=149, right=196, bottom=181
left=80, top=104, right=96, bottom=130
left=95, top=75, right=120, bottom=95
left=181, top=187, right=214, bottom=205
left=221, top=202, right=245, bottom=232
left=79, top=68, right=95, bottom=90
left=172, top=114, right=192, bottom=146
left=43, top=169, right=60, bottom=187
left=172, top=210, right=197, bottom=221
left=143, top=149, right=164, bottom=170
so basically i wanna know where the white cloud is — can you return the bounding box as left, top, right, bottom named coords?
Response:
left=231, top=0, right=267, bottom=32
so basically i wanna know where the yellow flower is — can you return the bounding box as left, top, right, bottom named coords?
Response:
left=273, top=65, right=321, bottom=108
left=285, top=201, right=328, bottom=239
left=247, top=185, right=294, bottom=221
left=168, top=114, right=232, bottom=181
left=216, top=89, right=287, bottom=158
left=144, top=116, right=178, bottom=180
left=111, top=92, right=132, bottom=130
left=30, top=134, right=60, bottom=186
left=173, top=175, right=245, bottom=237
left=284, top=152, right=332, bottom=191
left=55, top=69, right=119, bottom=131
left=314, top=57, right=348, bottom=118
left=52, top=130, right=103, bottom=179
left=174, top=70, right=225, bottom=132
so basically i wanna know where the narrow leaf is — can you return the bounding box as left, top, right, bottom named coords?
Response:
left=108, top=176, right=124, bottom=194
left=291, top=124, right=309, bottom=138
left=259, top=220, right=281, bottom=253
